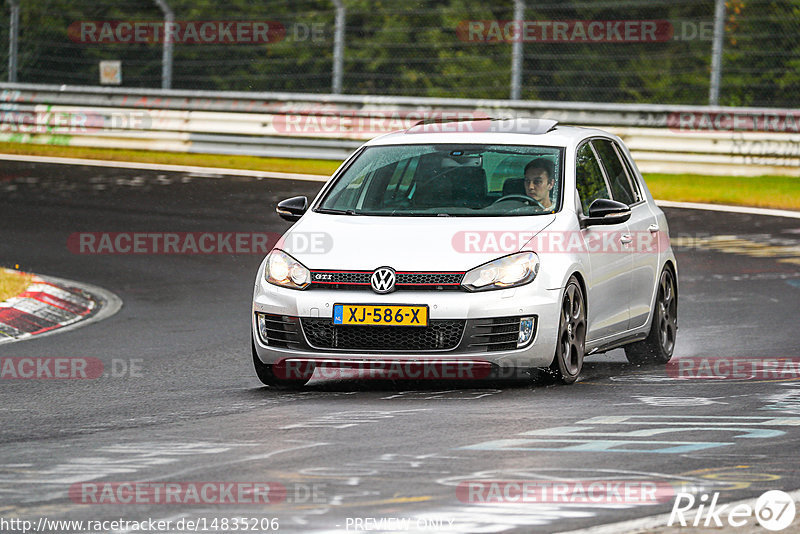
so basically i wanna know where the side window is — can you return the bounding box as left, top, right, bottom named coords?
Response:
left=613, top=144, right=643, bottom=204
left=593, top=139, right=640, bottom=206
left=575, top=142, right=610, bottom=214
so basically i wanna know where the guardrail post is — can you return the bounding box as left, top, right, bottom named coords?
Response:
left=7, top=0, right=20, bottom=83
left=332, top=0, right=346, bottom=94
left=510, top=0, right=525, bottom=100
left=154, top=0, right=174, bottom=89
left=709, top=0, right=726, bottom=105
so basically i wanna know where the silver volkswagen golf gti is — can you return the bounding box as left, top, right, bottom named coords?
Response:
left=251, top=118, right=678, bottom=386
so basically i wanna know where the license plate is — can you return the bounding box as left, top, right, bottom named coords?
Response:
left=333, top=304, right=428, bottom=327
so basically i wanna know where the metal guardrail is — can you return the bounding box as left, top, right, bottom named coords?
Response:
left=1, top=83, right=799, bottom=176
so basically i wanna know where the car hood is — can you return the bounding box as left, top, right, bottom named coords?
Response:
left=279, top=212, right=557, bottom=271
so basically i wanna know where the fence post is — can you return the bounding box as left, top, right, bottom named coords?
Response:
left=7, top=0, right=20, bottom=83
left=154, top=0, right=174, bottom=89
left=510, top=0, right=525, bottom=100
left=332, top=0, right=346, bottom=94
left=709, top=0, right=726, bottom=105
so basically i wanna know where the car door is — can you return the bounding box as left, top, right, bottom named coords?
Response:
left=576, top=141, right=632, bottom=341
left=592, top=138, right=659, bottom=330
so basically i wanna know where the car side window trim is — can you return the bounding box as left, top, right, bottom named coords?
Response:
left=613, top=141, right=649, bottom=206
left=586, top=140, right=615, bottom=201
left=597, top=137, right=640, bottom=207
left=574, top=139, right=613, bottom=215
left=552, top=148, right=567, bottom=213
left=610, top=141, right=645, bottom=206
left=586, top=136, right=643, bottom=208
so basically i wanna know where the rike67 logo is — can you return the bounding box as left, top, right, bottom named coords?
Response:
left=669, top=490, right=796, bottom=531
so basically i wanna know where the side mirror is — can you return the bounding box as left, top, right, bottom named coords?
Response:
left=276, top=196, right=308, bottom=222
left=583, top=198, right=631, bottom=226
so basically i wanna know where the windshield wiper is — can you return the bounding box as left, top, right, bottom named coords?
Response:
left=316, top=208, right=359, bottom=215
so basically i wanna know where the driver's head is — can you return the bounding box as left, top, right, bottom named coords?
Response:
left=524, top=158, right=555, bottom=205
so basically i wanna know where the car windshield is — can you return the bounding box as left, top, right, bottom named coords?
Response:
left=316, top=144, right=564, bottom=216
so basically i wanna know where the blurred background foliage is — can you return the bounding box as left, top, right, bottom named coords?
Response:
left=1, top=0, right=798, bottom=106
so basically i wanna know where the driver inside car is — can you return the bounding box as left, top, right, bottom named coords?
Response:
left=523, top=158, right=555, bottom=211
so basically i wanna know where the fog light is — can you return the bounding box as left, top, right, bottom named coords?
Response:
left=257, top=313, right=269, bottom=344
left=518, top=316, right=536, bottom=347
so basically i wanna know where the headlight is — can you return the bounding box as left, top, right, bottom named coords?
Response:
left=264, top=249, right=311, bottom=290
left=461, top=252, right=540, bottom=291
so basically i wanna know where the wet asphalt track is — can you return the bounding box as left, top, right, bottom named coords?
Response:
left=1, top=160, right=800, bottom=533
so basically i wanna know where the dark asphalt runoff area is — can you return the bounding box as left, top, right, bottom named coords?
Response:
left=1, top=160, right=799, bottom=533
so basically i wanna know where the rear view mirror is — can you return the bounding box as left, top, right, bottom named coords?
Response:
left=583, top=198, right=631, bottom=226
left=276, top=196, right=308, bottom=222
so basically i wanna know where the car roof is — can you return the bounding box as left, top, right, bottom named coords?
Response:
left=364, top=118, right=615, bottom=148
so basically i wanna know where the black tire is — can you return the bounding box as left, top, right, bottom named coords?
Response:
left=547, top=276, right=586, bottom=384
left=625, top=267, right=677, bottom=365
left=251, top=339, right=312, bottom=388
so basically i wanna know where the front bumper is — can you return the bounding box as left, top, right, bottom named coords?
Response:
left=252, top=276, right=561, bottom=369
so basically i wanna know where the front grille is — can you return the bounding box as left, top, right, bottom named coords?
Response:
left=397, top=272, right=463, bottom=285
left=257, top=313, right=303, bottom=349
left=301, top=318, right=465, bottom=351
left=466, top=316, right=530, bottom=352
left=312, top=271, right=371, bottom=285
left=310, top=270, right=464, bottom=291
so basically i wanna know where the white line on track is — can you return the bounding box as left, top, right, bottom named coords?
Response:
left=655, top=199, right=800, bottom=219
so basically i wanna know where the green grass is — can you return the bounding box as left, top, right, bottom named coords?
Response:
left=643, top=173, right=800, bottom=211
left=0, top=142, right=341, bottom=176
left=0, top=269, right=32, bottom=303
left=1, top=143, right=798, bottom=211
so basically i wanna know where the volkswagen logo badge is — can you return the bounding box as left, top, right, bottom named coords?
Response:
left=370, top=267, right=396, bottom=294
